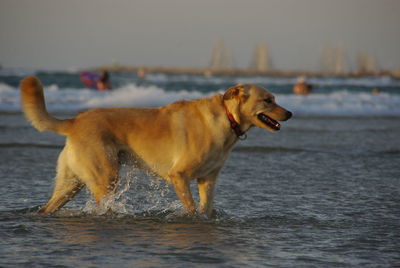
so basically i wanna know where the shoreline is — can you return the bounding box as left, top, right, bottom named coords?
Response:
left=91, top=65, right=400, bottom=78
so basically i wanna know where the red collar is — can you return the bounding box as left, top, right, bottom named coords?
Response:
left=224, top=104, right=247, bottom=140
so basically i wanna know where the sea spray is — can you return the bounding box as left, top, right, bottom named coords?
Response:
left=82, top=165, right=180, bottom=216
left=82, top=175, right=134, bottom=215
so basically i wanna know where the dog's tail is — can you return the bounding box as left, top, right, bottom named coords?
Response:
left=20, top=76, right=73, bottom=136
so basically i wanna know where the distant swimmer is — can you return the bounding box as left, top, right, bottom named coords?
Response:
left=80, top=71, right=112, bottom=91
left=137, top=68, right=146, bottom=78
left=293, top=76, right=313, bottom=95
left=97, top=71, right=112, bottom=91
left=372, top=88, right=381, bottom=94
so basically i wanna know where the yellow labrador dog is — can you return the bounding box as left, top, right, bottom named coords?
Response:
left=20, top=76, right=292, bottom=217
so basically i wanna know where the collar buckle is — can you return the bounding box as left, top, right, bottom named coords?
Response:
left=224, top=104, right=247, bottom=140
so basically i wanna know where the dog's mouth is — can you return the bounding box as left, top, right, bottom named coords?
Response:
left=257, top=113, right=281, bottom=131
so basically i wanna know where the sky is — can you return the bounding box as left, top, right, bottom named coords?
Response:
left=1, top=0, right=399, bottom=71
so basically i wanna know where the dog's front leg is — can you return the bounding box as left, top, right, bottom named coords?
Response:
left=197, top=177, right=216, bottom=218
left=170, top=173, right=197, bottom=215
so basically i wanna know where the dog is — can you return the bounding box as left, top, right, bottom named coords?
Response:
left=20, top=76, right=292, bottom=218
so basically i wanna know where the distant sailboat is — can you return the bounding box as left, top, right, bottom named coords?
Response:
left=209, top=40, right=234, bottom=71
left=321, top=44, right=348, bottom=75
left=249, top=42, right=271, bottom=72
left=357, top=50, right=378, bottom=75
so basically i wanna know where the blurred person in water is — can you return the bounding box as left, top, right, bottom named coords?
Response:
left=293, top=76, right=313, bottom=95
left=97, top=71, right=112, bottom=91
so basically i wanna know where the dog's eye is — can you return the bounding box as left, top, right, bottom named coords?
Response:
left=264, top=98, right=273, bottom=104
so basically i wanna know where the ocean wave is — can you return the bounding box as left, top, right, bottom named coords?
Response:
left=124, top=73, right=400, bottom=88
left=1, top=82, right=399, bottom=116
left=235, top=76, right=400, bottom=87
left=85, top=84, right=212, bottom=108
left=0, top=83, right=14, bottom=92
left=277, top=90, right=400, bottom=116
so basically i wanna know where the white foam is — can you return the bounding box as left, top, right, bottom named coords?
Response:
left=276, top=90, right=400, bottom=116
left=0, top=83, right=14, bottom=93
left=86, top=84, right=210, bottom=108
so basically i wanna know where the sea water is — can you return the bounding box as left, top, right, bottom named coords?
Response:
left=0, top=70, right=399, bottom=267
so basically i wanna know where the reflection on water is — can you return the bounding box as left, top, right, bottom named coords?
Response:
left=27, top=212, right=244, bottom=267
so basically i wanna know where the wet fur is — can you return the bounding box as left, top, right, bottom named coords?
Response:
left=20, top=76, right=292, bottom=217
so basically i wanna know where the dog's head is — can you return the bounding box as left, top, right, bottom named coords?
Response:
left=223, top=84, right=292, bottom=132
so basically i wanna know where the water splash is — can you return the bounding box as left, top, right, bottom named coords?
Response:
left=82, top=166, right=179, bottom=216
left=82, top=176, right=133, bottom=215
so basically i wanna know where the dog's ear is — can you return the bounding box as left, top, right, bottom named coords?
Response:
left=223, top=84, right=249, bottom=102
left=223, top=85, right=241, bottom=100
left=223, top=84, right=250, bottom=125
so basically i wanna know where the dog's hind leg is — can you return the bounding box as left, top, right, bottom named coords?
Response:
left=38, top=150, right=83, bottom=214
left=84, top=167, right=119, bottom=208
left=75, top=148, right=120, bottom=208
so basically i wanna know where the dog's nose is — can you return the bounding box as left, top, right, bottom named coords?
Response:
left=285, top=111, right=293, bottom=120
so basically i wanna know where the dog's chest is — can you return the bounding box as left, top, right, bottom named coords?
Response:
left=191, top=141, right=234, bottom=178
